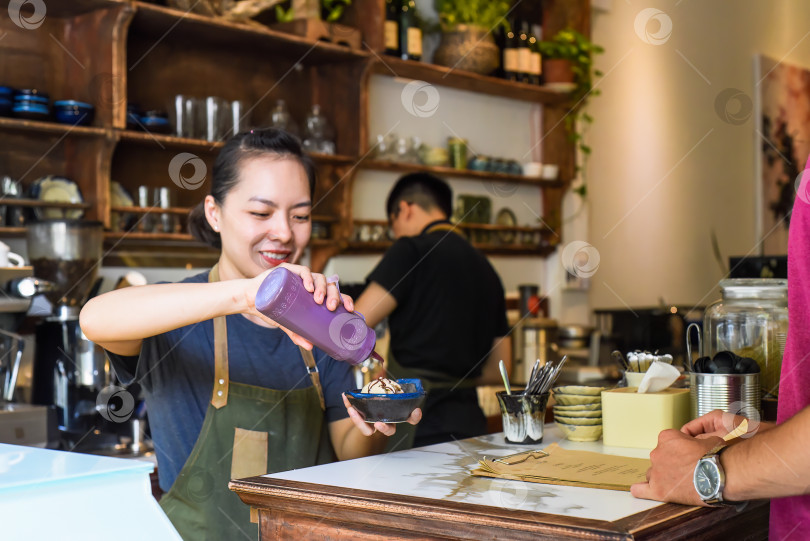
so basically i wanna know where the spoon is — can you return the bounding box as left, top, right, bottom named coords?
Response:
left=610, top=350, right=629, bottom=371
left=499, top=360, right=511, bottom=395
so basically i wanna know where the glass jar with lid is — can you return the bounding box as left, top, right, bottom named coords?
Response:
left=703, top=278, right=787, bottom=398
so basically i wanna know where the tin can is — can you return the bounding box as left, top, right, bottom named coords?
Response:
left=447, top=137, right=468, bottom=170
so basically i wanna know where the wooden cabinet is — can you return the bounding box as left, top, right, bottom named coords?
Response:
left=0, top=0, right=588, bottom=270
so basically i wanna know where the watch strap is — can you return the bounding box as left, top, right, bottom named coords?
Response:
left=698, top=445, right=747, bottom=509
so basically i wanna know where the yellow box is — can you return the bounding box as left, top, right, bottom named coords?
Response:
left=601, top=387, right=691, bottom=449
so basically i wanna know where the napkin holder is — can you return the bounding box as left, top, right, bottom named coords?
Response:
left=601, top=387, right=690, bottom=449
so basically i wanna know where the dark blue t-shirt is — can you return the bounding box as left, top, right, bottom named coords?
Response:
left=107, top=271, right=353, bottom=491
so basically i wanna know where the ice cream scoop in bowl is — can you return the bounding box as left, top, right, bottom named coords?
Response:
left=345, top=378, right=426, bottom=423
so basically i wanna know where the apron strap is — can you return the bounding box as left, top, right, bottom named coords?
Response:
left=209, top=264, right=229, bottom=409
left=208, top=263, right=326, bottom=411
left=298, top=347, right=326, bottom=411
left=423, top=220, right=464, bottom=238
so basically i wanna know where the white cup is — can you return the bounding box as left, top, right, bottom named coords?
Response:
left=523, top=162, right=542, bottom=177
left=541, top=164, right=559, bottom=180
left=624, top=371, right=646, bottom=388
left=0, top=241, right=25, bottom=267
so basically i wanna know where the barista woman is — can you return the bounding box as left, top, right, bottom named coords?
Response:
left=80, top=129, right=420, bottom=540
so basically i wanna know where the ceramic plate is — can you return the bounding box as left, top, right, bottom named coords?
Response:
left=554, top=415, right=602, bottom=426
left=552, top=408, right=602, bottom=418
left=553, top=385, right=606, bottom=396
left=556, top=422, right=602, bottom=442
left=552, top=403, right=602, bottom=412
left=553, top=394, right=602, bottom=406
left=495, top=207, right=517, bottom=244
left=110, top=181, right=135, bottom=231
left=32, top=176, right=84, bottom=220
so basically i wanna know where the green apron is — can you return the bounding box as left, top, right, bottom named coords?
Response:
left=159, top=265, right=334, bottom=540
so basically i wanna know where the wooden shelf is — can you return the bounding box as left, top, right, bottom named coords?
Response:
left=359, top=159, right=564, bottom=187
left=0, top=0, right=587, bottom=269
left=115, top=131, right=360, bottom=167
left=116, top=130, right=224, bottom=151
left=345, top=240, right=554, bottom=257
left=310, top=153, right=359, bottom=166
left=345, top=241, right=393, bottom=253
left=46, top=0, right=127, bottom=17
left=0, top=117, right=107, bottom=138
left=370, top=57, right=573, bottom=105
left=312, top=215, right=340, bottom=223
left=352, top=219, right=549, bottom=234
left=131, top=2, right=369, bottom=64
left=471, top=243, right=556, bottom=257
left=0, top=266, right=33, bottom=282
left=0, top=199, right=91, bottom=209
left=309, top=239, right=336, bottom=247
left=111, top=205, right=190, bottom=216
left=457, top=223, right=551, bottom=233
left=104, top=231, right=196, bottom=241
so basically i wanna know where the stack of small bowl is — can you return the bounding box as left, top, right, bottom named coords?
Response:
left=552, top=385, right=605, bottom=442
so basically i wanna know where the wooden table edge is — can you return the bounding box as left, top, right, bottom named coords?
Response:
left=228, top=475, right=743, bottom=539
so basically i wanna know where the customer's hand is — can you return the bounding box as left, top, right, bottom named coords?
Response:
left=681, top=409, right=771, bottom=440
left=342, top=393, right=422, bottom=437
left=630, top=429, right=722, bottom=506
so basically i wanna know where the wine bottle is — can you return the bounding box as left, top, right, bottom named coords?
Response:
left=529, top=32, right=541, bottom=85
left=503, top=21, right=518, bottom=81
left=517, top=21, right=531, bottom=84
left=384, top=0, right=400, bottom=57
left=399, top=0, right=422, bottom=61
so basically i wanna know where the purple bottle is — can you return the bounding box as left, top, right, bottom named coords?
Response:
left=255, top=267, right=377, bottom=365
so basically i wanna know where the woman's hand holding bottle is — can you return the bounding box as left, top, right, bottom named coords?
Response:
left=245, top=263, right=354, bottom=349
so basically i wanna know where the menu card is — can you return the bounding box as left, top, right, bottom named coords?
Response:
left=472, top=443, right=650, bottom=491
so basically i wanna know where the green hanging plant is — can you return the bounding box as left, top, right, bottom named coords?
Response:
left=274, top=0, right=351, bottom=23
left=434, top=0, right=511, bottom=32
left=539, top=28, right=604, bottom=200
left=321, top=0, right=350, bottom=21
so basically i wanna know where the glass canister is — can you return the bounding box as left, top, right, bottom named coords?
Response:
left=703, top=279, right=787, bottom=399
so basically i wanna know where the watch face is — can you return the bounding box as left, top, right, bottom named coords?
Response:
left=694, top=459, right=720, bottom=499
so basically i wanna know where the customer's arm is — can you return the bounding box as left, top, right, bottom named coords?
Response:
left=631, top=405, right=810, bottom=505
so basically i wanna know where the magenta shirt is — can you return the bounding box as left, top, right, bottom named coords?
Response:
left=771, top=156, right=810, bottom=539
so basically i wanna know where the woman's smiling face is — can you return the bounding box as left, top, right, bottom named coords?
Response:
left=206, top=155, right=312, bottom=279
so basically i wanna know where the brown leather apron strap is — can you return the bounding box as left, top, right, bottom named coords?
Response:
left=209, top=264, right=229, bottom=409
left=299, top=346, right=326, bottom=411
left=208, top=263, right=325, bottom=411
left=424, top=220, right=464, bottom=238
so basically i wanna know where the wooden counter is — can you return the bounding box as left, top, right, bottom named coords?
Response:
left=230, top=428, right=768, bottom=540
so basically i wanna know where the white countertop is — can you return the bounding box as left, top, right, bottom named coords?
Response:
left=0, top=444, right=180, bottom=540
left=268, top=425, right=662, bottom=523
left=0, top=443, right=154, bottom=494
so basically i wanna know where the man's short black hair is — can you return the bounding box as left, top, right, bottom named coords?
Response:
left=386, top=173, right=453, bottom=219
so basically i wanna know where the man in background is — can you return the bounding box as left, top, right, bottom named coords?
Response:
left=355, top=173, right=511, bottom=447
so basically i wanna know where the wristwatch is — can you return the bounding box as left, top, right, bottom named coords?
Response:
left=693, top=445, right=745, bottom=508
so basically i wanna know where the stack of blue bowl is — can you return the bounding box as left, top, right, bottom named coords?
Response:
left=13, top=89, right=50, bottom=120
left=0, top=87, right=12, bottom=117
left=53, top=100, right=95, bottom=126
left=126, top=103, right=170, bottom=133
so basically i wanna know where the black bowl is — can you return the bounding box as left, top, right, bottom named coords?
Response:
left=345, top=378, right=426, bottom=423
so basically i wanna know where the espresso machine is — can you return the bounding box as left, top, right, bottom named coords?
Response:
left=23, top=220, right=124, bottom=451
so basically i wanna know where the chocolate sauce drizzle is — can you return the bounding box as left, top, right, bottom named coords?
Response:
left=367, top=376, right=401, bottom=394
